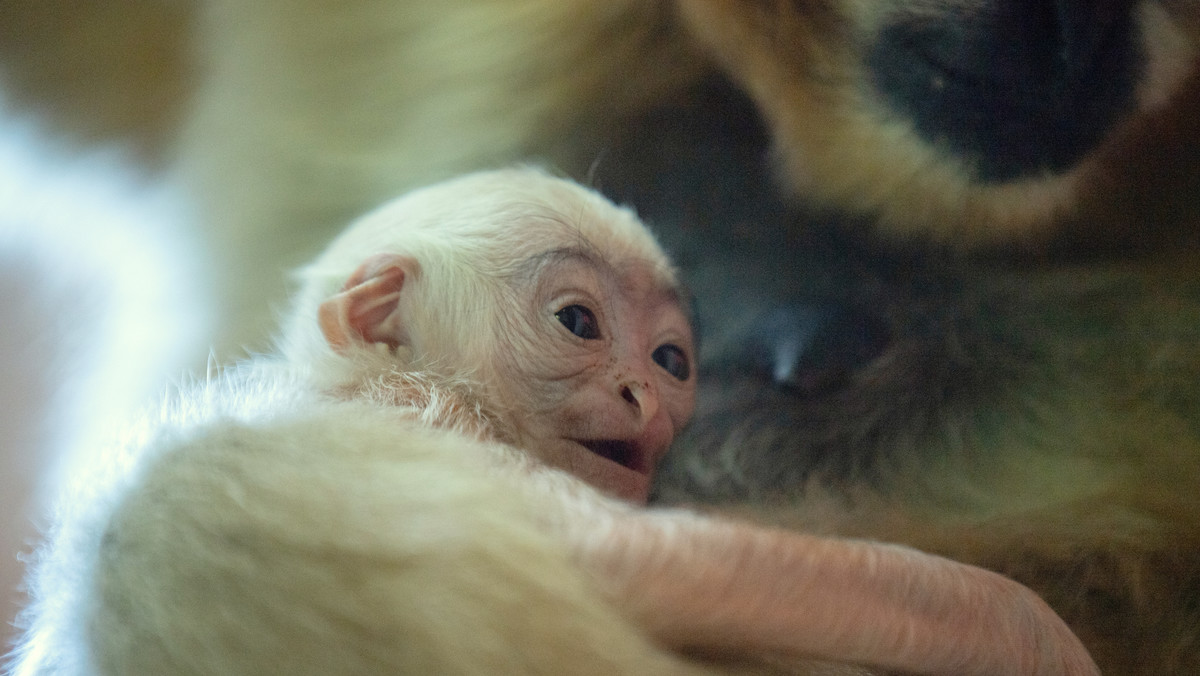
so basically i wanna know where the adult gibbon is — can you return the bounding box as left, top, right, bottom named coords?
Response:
left=2, top=1, right=1199, bottom=673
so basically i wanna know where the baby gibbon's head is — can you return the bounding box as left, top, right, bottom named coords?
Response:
left=283, top=168, right=696, bottom=501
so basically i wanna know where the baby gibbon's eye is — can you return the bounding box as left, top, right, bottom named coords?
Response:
left=653, top=344, right=690, bottom=381
left=555, top=304, right=601, bottom=340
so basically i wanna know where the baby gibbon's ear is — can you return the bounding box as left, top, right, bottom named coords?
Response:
left=318, top=254, right=419, bottom=351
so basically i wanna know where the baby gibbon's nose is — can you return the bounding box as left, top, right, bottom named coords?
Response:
left=618, top=379, right=660, bottom=425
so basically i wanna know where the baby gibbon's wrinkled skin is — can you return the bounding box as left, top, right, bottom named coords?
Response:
left=14, top=169, right=1096, bottom=676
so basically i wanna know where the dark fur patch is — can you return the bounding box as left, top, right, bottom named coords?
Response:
left=868, top=1, right=1142, bottom=181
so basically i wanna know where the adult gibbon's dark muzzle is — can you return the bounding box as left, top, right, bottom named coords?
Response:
left=867, top=0, right=1141, bottom=182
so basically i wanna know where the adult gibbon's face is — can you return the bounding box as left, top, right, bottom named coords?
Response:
left=594, top=0, right=1200, bottom=509
left=676, top=0, right=1200, bottom=249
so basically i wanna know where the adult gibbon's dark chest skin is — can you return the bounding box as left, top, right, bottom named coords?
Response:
left=592, top=73, right=1200, bottom=674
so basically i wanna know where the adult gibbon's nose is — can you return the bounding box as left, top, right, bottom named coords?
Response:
left=907, top=0, right=1137, bottom=87
left=1055, top=0, right=1132, bottom=71
left=868, top=0, right=1139, bottom=180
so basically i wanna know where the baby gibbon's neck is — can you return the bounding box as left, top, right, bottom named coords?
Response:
left=330, top=358, right=518, bottom=446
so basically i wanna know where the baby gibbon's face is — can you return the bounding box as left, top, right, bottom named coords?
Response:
left=308, top=168, right=695, bottom=502
left=494, top=245, right=696, bottom=503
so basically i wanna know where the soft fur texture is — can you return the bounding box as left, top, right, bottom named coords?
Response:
left=2, top=1, right=1199, bottom=674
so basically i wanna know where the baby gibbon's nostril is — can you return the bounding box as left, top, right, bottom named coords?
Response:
left=620, top=385, right=638, bottom=407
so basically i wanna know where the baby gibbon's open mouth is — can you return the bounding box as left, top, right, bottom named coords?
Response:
left=578, top=439, right=649, bottom=475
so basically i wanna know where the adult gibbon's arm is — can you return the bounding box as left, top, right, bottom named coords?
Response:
left=540, top=479, right=1098, bottom=676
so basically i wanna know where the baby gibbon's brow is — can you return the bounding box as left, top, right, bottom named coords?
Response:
left=510, top=245, right=686, bottom=303
left=508, top=245, right=613, bottom=283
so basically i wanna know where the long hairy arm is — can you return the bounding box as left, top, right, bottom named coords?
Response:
left=530, top=469, right=1099, bottom=676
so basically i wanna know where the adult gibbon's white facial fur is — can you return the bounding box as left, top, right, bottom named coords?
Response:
left=13, top=169, right=1097, bottom=676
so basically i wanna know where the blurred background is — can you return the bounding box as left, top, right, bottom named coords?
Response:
left=0, top=0, right=202, bottom=646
